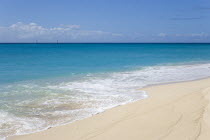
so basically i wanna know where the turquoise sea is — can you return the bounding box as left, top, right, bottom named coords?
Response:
left=1, top=43, right=210, bottom=139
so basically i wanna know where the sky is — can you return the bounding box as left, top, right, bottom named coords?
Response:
left=0, top=0, right=210, bottom=43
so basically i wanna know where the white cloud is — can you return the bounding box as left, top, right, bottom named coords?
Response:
left=190, top=32, right=208, bottom=37
left=111, top=33, right=124, bottom=37
left=157, top=33, right=167, bottom=37
left=0, top=22, right=123, bottom=42
left=173, top=33, right=209, bottom=38
left=157, top=33, right=209, bottom=38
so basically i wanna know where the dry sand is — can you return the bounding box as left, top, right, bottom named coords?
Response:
left=8, top=78, right=210, bottom=140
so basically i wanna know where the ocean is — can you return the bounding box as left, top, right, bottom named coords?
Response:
left=1, top=43, right=210, bottom=139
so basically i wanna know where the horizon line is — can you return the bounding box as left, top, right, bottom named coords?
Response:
left=0, top=42, right=210, bottom=44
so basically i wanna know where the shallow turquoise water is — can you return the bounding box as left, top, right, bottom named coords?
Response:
left=1, top=43, right=210, bottom=84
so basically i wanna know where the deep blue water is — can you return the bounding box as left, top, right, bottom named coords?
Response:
left=1, top=43, right=210, bottom=84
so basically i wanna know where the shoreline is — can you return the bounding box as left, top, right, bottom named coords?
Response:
left=7, top=77, right=210, bottom=140
left=2, top=62, right=210, bottom=140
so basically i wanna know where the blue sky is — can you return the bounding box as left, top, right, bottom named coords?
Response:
left=0, top=0, right=209, bottom=42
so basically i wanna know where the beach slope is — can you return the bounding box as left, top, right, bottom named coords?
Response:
left=8, top=78, right=210, bottom=140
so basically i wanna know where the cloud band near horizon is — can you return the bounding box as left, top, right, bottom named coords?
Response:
left=0, top=22, right=209, bottom=43
left=0, top=22, right=123, bottom=42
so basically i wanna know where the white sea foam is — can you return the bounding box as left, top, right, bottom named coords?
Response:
left=1, top=63, right=210, bottom=139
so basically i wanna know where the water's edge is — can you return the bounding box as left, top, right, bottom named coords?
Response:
left=5, top=75, right=210, bottom=140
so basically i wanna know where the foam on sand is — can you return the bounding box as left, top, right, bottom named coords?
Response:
left=1, top=63, right=210, bottom=139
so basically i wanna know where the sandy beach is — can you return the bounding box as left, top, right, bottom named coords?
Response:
left=7, top=78, right=210, bottom=140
